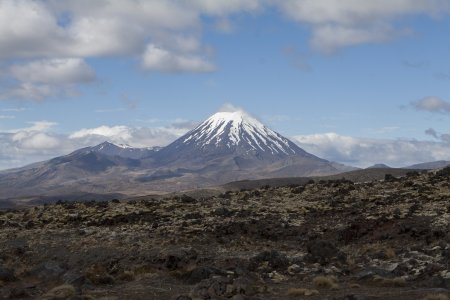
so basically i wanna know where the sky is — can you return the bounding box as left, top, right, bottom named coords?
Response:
left=0, top=0, right=450, bottom=169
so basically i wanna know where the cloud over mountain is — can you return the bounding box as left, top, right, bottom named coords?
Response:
left=293, top=132, right=450, bottom=168
left=0, top=121, right=195, bottom=170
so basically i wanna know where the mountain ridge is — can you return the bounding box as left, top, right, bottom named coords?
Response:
left=5, top=109, right=444, bottom=203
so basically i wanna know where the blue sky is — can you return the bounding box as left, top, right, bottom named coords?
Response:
left=1, top=0, right=450, bottom=169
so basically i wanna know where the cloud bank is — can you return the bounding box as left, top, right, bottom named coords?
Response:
left=1, top=0, right=449, bottom=101
left=293, top=132, right=450, bottom=168
left=0, top=121, right=196, bottom=170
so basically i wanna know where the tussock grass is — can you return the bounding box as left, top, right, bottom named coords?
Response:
left=384, top=247, right=396, bottom=259
left=41, top=284, right=75, bottom=299
left=423, top=294, right=450, bottom=300
left=373, top=275, right=406, bottom=287
left=117, top=270, right=135, bottom=281
left=133, top=264, right=156, bottom=275
left=312, top=275, right=339, bottom=289
left=287, top=288, right=319, bottom=297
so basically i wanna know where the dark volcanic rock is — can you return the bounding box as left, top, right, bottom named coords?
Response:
left=306, top=240, right=345, bottom=264
left=0, top=169, right=448, bottom=299
left=159, top=248, right=198, bottom=271
left=29, top=261, right=66, bottom=281
left=185, top=266, right=226, bottom=284
left=0, top=266, right=16, bottom=282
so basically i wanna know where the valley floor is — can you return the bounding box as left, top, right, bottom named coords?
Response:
left=0, top=168, right=449, bottom=299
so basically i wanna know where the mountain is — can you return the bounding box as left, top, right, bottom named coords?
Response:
left=149, top=111, right=342, bottom=182
left=366, top=163, right=391, bottom=169
left=0, top=110, right=350, bottom=202
left=405, top=160, right=450, bottom=170
left=155, top=111, right=324, bottom=165
left=79, top=141, right=160, bottom=159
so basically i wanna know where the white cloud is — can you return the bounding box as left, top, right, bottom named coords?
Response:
left=0, top=0, right=199, bottom=60
left=293, top=132, right=450, bottom=167
left=275, top=0, right=450, bottom=52
left=0, top=0, right=65, bottom=59
left=218, top=103, right=246, bottom=113
left=2, top=58, right=96, bottom=100
left=23, top=121, right=58, bottom=132
left=0, top=115, right=15, bottom=119
left=12, top=132, right=60, bottom=150
left=275, top=0, right=447, bottom=25
left=141, top=44, right=215, bottom=73
left=1, top=83, right=53, bottom=101
left=9, top=58, right=95, bottom=85
left=0, top=120, right=196, bottom=170
left=69, top=124, right=192, bottom=148
left=0, top=0, right=222, bottom=99
left=7, top=121, right=60, bottom=150
left=191, top=0, right=262, bottom=15
left=1, top=0, right=450, bottom=101
left=310, top=24, right=398, bottom=53
left=412, top=96, right=450, bottom=114
left=1, top=0, right=449, bottom=61
left=69, top=125, right=132, bottom=140
left=0, top=120, right=65, bottom=169
left=0, top=0, right=257, bottom=63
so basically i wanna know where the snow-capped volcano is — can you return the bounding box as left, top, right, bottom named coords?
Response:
left=183, top=111, right=298, bottom=155
left=154, top=110, right=321, bottom=168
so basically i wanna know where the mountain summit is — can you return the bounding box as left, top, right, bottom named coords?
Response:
left=181, top=111, right=304, bottom=156
left=186, top=111, right=296, bottom=152
left=154, top=110, right=331, bottom=175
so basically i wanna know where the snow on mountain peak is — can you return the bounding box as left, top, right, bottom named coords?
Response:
left=182, top=110, right=298, bottom=155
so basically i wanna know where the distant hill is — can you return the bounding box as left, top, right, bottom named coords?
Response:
left=405, top=160, right=450, bottom=170
left=366, top=163, right=391, bottom=169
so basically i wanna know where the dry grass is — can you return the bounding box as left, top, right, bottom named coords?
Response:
left=373, top=275, right=406, bottom=287
left=287, top=288, right=319, bottom=297
left=423, top=294, right=450, bottom=300
left=84, top=265, right=114, bottom=285
left=384, top=247, right=396, bottom=259
left=117, top=270, right=135, bottom=281
left=312, top=276, right=339, bottom=289
left=133, top=264, right=157, bottom=275
left=41, top=284, right=75, bottom=300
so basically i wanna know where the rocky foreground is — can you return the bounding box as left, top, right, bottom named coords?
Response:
left=1, top=168, right=450, bottom=300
